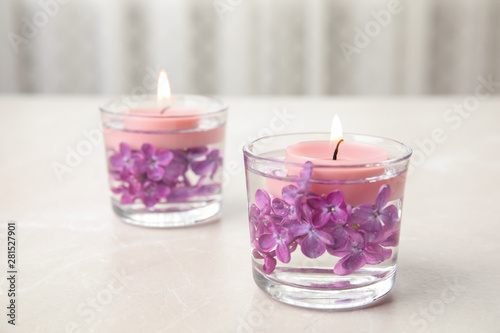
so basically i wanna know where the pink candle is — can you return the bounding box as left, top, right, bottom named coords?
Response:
left=285, top=140, right=387, bottom=166
left=103, top=70, right=226, bottom=151
left=125, top=107, right=203, bottom=131
left=266, top=139, right=407, bottom=206
left=102, top=99, right=226, bottom=151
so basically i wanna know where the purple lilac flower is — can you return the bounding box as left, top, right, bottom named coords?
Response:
left=249, top=188, right=298, bottom=265
left=325, top=224, right=352, bottom=254
left=109, top=143, right=139, bottom=172
left=331, top=229, right=392, bottom=276
left=163, top=147, right=209, bottom=184
left=252, top=248, right=264, bottom=260
left=281, top=184, right=301, bottom=205
left=111, top=171, right=145, bottom=204
left=307, top=190, right=349, bottom=228
left=109, top=142, right=223, bottom=209
left=271, top=162, right=314, bottom=220
left=293, top=161, right=313, bottom=191
left=263, top=255, right=277, bottom=274
left=140, top=181, right=170, bottom=208
left=270, top=185, right=304, bottom=220
left=127, top=171, right=148, bottom=185
left=381, top=228, right=400, bottom=247
left=249, top=189, right=275, bottom=246
left=283, top=204, right=335, bottom=259
left=192, top=149, right=222, bottom=179
left=270, top=198, right=291, bottom=217
left=249, top=206, right=261, bottom=241
left=247, top=160, right=400, bottom=276
left=166, top=186, right=194, bottom=202
left=250, top=189, right=272, bottom=222
left=111, top=181, right=140, bottom=204
left=185, top=147, right=209, bottom=160
left=258, top=224, right=293, bottom=263
left=163, top=150, right=189, bottom=182
left=275, top=185, right=306, bottom=221
left=253, top=249, right=278, bottom=274
left=136, top=143, right=173, bottom=181
left=349, top=184, right=399, bottom=243
left=110, top=167, right=133, bottom=182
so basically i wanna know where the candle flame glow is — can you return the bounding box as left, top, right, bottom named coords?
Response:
left=330, top=114, right=343, bottom=145
left=157, top=69, right=171, bottom=102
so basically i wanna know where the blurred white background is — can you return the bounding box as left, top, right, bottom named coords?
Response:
left=0, top=0, right=499, bottom=95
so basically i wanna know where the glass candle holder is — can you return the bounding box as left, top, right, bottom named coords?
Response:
left=100, top=95, right=227, bottom=227
left=243, top=133, right=412, bottom=309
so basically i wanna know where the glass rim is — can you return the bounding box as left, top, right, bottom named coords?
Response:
left=243, top=132, right=413, bottom=169
left=99, top=94, right=228, bottom=118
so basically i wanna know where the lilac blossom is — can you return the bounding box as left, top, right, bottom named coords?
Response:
left=331, top=229, right=392, bottom=276
left=271, top=183, right=307, bottom=220
left=307, top=190, right=349, bottom=228
left=281, top=185, right=300, bottom=205
left=263, top=255, right=277, bottom=274
left=110, top=167, right=134, bottom=182
left=136, top=143, right=173, bottom=181
left=162, top=150, right=189, bottom=182
left=166, top=186, right=193, bottom=203
left=278, top=185, right=304, bottom=220
left=349, top=184, right=399, bottom=243
left=325, top=224, right=352, bottom=254
left=140, top=181, right=170, bottom=208
left=249, top=205, right=261, bottom=241
left=108, top=142, right=222, bottom=210
left=111, top=181, right=140, bottom=204
left=109, top=143, right=139, bottom=172
left=258, top=225, right=293, bottom=263
left=192, top=149, right=222, bottom=179
left=111, top=171, right=144, bottom=204
left=163, top=147, right=209, bottom=183
left=185, top=147, right=209, bottom=160
left=247, top=160, right=402, bottom=276
left=293, top=161, right=313, bottom=191
left=250, top=189, right=272, bottom=222
left=381, top=228, right=400, bottom=247
left=248, top=189, right=274, bottom=244
left=253, top=250, right=278, bottom=274
left=270, top=198, right=291, bottom=217
left=272, top=162, right=313, bottom=220
left=283, top=204, right=335, bottom=259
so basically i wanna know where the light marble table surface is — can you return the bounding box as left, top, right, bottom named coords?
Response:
left=0, top=95, right=499, bottom=333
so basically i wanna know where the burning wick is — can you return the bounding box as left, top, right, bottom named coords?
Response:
left=332, top=139, right=344, bottom=160
left=330, top=115, right=343, bottom=160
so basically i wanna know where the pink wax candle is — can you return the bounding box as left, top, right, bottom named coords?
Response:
left=102, top=70, right=226, bottom=151
left=265, top=117, right=407, bottom=206
left=285, top=140, right=387, bottom=167
left=103, top=102, right=226, bottom=151
left=125, top=107, right=203, bottom=131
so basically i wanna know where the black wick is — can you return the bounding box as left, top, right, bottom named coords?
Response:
left=332, top=139, right=344, bottom=160
left=160, top=106, right=170, bottom=114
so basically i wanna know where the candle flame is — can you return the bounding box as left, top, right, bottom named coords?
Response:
left=157, top=69, right=171, bottom=102
left=330, top=115, right=343, bottom=145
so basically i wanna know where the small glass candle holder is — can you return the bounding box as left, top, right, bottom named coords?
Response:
left=243, top=132, right=412, bottom=309
left=100, top=95, right=227, bottom=227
